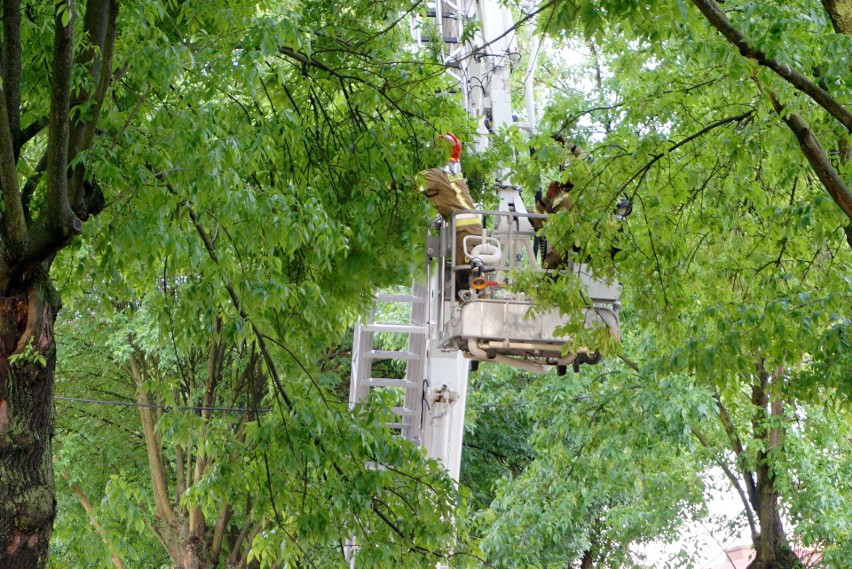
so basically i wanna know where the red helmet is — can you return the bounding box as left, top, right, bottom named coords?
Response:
left=439, top=133, right=462, bottom=162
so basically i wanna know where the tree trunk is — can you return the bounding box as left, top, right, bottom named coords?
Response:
left=745, top=374, right=803, bottom=569
left=0, top=271, right=60, bottom=568
left=747, top=466, right=803, bottom=569
left=173, top=521, right=209, bottom=569
left=820, top=1, right=852, bottom=249
left=579, top=547, right=594, bottom=569
left=176, top=531, right=210, bottom=569
left=822, top=0, right=852, bottom=34
left=153, top=516, right=215, bottom=569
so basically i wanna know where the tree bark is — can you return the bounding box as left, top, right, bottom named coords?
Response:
left=0, top=270, right=60, bottom=567
left=765, top=90, right=852, bottom=222
left=0, top=1, right=113, bottom=562
left=823, top=4, right=852, bottom=247
left=151, top=516, right=213, bottom=569
left=132, top=344, right=228, bottom=569
left=822, top=0, right=852, bottom=34
left=745, top=369, right=803, bottom=569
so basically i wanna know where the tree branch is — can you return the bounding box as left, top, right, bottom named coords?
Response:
left=713, top=391, right=757, bottom=508
left=352, top=0, right=424, bottom=49
left=69, top=0, right=118, bottom=215
left=174, top=440, right=186, bottom=500
left=691, top=426, right=759, bottom=538
left=2, top=0, right=22, bottom=145
left=181, top=199, right=295, bottom=410
left=278, top=46, right=334, bottom=73
left=690, top=0, right=852, bottom=132
left=45, top=0, right=76, bottom=227
left=210, top=503, right=231, bottom=567
left=229, top=501, right=253, bottom=563
left=129, top=352, right=176, bottom=526
left=8, top=0, right=116, bottom=278
left=189, top=315, right=223, bottom=538
left=0, top=81, right=25, bottom=258
left=0, top=1, right=26, bottom=262
left=617, top=353, right=640, bottom=372
left=60, top=470, right=125, bottom=569
left=618, top=110, right=754, bottom=195
left=21, top=152, right=48, bottom=220
left=768, top=89, right=852, bottom=221
left=22, top=0, right=82, bottom=273
left=17, top=117, right=49, bottom=154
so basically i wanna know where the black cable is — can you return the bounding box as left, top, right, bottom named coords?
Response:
left=55, top=395, right=537, bottom=412
left=54, top=396, right=270, bottom=414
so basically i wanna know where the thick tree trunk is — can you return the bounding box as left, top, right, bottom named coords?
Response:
left=154, top=517, right=213, bottom=569
left=822, top=0, right=852, bottom=34
left=175, top=525, right=211, bottom=569
left=0, top=271, right=60, bottom=568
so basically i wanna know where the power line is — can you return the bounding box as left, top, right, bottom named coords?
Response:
left=56, top=396, right=537, bottom=413
left=55, top=396, right=270, bottom=414
left=479, top=401, right=532, bottom=408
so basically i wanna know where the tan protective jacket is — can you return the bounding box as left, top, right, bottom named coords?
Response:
left=416, top=167, right=483, bottom=264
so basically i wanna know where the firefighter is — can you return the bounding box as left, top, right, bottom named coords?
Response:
left=532, top=136, right=632, bottom=269
left=531, top=136, right=584, bottom=270
left=415, top=133, right=483, bottom=289
left=532, top=181, right=574, bottom=270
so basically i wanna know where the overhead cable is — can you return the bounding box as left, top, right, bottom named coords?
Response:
left=55, top=396, right=270, bottom=414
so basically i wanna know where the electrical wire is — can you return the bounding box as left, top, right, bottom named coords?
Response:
left=479, top=400, right=531, bottom=408
left=55, top=395, right=534, bottom=412
left=54, top=396, right=270, bottom=414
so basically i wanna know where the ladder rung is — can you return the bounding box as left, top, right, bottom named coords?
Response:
left=363, top=323, right=426, bottom=334
left=392, top=406, right=416, bottom=417
left=425, top=8, right=459, bottom=18
left=374, top=294, right=425, bottom=303
left=365, top=350, right=420, bottom=360
left=365, top=378, right=416, bottom=388
left=383, top=426, right=419, bottom=441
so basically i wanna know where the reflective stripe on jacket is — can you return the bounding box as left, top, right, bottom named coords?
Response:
left=416, top=168, right=478, bottom=220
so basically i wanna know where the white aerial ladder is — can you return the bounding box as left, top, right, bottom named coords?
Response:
left=346, top=1, right=622, bottom=564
